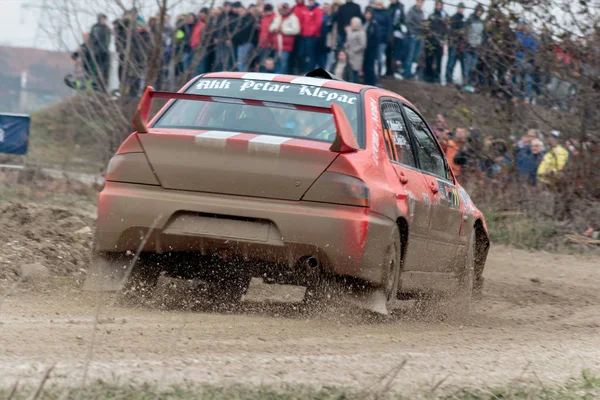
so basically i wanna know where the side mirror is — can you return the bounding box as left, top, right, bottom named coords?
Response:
left=329, top=103, right=359, bottom=153
left=132, top=86, right=155, bottom=133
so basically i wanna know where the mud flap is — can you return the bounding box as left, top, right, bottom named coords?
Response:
left=344, top=288, right=390, bottom=315
left=319, top=278, right=392, bottom=316
left=83, top=256, right=130, bottom=292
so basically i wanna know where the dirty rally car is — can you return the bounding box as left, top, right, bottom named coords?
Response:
left=86, top=70, right=490, bottom=315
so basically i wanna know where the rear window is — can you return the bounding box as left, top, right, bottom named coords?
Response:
left=153, top=78, right=362, bottom=145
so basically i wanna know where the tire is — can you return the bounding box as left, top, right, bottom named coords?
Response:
left=121, top=255, right=162, bottom=303
left=303, top=226, right=402, bottom=316
left=445, top=230, right=475, bottom=316
left=381, top=226, right=403, bottom=311
left=206, top=274, right=252, bottom=304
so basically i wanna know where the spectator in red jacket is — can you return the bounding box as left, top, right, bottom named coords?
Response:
left=258, top=4, right=276, bottom=63
left=270, top=3, right=301, bottom=73
left=190, top=7, right=210, bottom=75
left=190, top=8, right=208, bottom=75
left=190, top=8, right=207, bottom=49
left=291, top=0, right=308, bottom=73
left=293, top=0, right=308, bottom=27
left=296, top=0, right=323, bottom=72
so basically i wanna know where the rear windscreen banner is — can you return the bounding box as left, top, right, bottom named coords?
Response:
left=0, top=113, right=30, bottom=155
left=189, top=78, right=359, bottom=107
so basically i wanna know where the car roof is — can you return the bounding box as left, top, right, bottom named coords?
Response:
left=196, top=72, right=414, bottom=106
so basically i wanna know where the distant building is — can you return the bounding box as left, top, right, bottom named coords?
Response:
left=0, top=46, right=72, bottom=114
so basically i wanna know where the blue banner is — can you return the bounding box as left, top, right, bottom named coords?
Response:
left=0, top=113, right=30, bottom=155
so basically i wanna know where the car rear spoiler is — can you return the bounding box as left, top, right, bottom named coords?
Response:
left=132, top=86, right=359, bottom=153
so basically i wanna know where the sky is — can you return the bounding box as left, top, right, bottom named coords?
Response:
left=1, top=0, right=489, bottom=51
left=0, top=0, right=50, bottom=48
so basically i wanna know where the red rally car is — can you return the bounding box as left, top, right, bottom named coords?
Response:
left=86, top=69, right=490, bottom=315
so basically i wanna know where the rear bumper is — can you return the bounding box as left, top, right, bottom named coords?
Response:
left=95, top=182, right=395, bottom=284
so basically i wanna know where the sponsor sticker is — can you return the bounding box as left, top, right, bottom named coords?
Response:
left=369, top=98, right=380, bottom=166
left=458, top=186, right=475, bottom=214
left=394, top=134, right=407, bottom=146
left=196, top=79, right=231, bottom=90
left=298, top=85, right=357, bottom=104
left=388, top=120, right=405, bottom=131
left=240, top=80, right=289, bottom=93
left=192, top=79, right=359, bottom=109
left=437, top=180, right=460, bottom=209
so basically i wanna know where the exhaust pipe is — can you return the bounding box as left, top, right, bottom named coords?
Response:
left=301, top=256, right=320, bottom=270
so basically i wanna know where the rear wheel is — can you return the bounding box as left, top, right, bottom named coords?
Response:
left=312, top=226, right=403, bottom=316
left=381, top=226, right=403, bottom=311
left=121, top=255, right=162, bottom=304
left=202, top=271, right=253, bottom=307
left=443, top=230, right=475, bottom=317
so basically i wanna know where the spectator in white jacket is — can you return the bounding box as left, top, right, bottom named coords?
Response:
left=344, top=17, right=366, bottom=83
left=269, top=3, right=301, bottom=73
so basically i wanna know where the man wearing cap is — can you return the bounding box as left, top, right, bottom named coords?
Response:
left=372, top=0, right=392, bottom=77
left=363, top=7, right=381, bottom=86
left=258, top=4, right=277, bottom=63
left=424, top=0, right=447, bottom=83
left=333, top=0, right=363, bottom=49
left=90, top=13, right=111, bottom=91
left=446, top=2, right=466, bottom=85
left=270, top=3, right=301, bottom=73
left=403, top=0, right=424, bottom=79
left=537, top=130, right=570, bottom=185
left=215, top=2, right=236, bottom=71
left=293, top=0, right=323, bottom=73
left=232, top=3, right=257, bottom=71
left=464, top=4, right=485, bottom=91
left=387, top=0, right=405, bottom=78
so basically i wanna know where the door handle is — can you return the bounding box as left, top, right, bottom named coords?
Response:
left=430, top=182, right=439, bottom=194
left=399, top=172, right=409, bottom=184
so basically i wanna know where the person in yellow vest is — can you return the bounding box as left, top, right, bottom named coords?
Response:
left=537, top=130, right=569, bottom=184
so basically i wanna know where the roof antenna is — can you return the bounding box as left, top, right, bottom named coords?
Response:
left=305, top=68, right=344, bottom=81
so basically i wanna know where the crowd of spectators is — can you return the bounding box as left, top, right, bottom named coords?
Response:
left=69, top=0, right=593, bottom=105
left=432, top=115, right=598, bottom=189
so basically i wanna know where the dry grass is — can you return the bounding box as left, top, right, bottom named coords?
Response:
left=2, top=371, right=599, bottom=399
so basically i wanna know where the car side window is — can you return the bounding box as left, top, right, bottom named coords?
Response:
left=380, top=101, right=416, bottom=167
left=403, top=106, right=450, bottom=180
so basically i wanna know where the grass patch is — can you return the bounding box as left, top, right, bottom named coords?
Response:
left=0, top=170, right=98, bottom=210
left=24, top=100, right=109, bottom=173
left=2, top=372, right=599, bottom=400
left=0, top=186, right=96, bottom=207
left=447, top=371, right=600, bottom=400
left=484, top=211, right=558, bottom=250
left=27, top=118, right=106, bottom=174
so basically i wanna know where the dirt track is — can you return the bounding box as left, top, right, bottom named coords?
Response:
left=1, top=246, right=599, bottom=393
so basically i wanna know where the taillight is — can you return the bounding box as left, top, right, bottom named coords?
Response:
left=116, top=133, right=144, bottom=155
left=105, top=133, right=160, bottom=185
left=302, top=172, right=370, bottom=207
